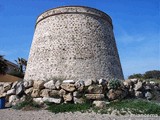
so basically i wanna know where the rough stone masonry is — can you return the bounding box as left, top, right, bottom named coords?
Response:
left=24, top=6, right=124, bottom=81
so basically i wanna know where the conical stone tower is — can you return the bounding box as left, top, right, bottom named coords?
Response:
left=24, top=6, right=124, bottom=81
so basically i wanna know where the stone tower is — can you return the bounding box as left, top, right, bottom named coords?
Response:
left=24, top=6, right=124, bottom=81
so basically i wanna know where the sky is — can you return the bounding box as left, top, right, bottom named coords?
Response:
left=0, top=0, right=159, bottom=78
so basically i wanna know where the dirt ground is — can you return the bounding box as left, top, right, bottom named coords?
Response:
left=0, top=108, right=159, bottom=120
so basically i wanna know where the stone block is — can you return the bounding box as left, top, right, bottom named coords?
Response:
left=85, top=94, right=104, bottom=100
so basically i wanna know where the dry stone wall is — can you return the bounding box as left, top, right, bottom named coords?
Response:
left=24, top=6, right=124, bottom=81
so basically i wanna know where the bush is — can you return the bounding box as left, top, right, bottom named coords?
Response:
left=128, top=73, right=143, bottom=79
left=144, top=70, right=160, bottom=79
left=108, top=79, right=122, bottom=89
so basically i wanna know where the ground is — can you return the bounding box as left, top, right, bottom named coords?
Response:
left=0, top=108, right=159, bottom=120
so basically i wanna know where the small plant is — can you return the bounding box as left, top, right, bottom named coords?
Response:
left=108, top=79, right=122, bottom=89
left=12, top=97, right=41, bottom=110
left=46, top=102, right=92, bottom=113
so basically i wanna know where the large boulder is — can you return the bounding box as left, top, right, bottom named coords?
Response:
left=44, top=80, right=56, bottom=89
left=84, top=79, right=92, bottom=87
left=107, top=89, right=126, bottom=101
left=87, top=85, right=103, bottom=94
left=61, top=83, right=75, bottom=92
left=16, top=81, right=25, bottom=96
left=33, top=80, right=45, bottom=90
left=40, top=89, right=50, bottom=97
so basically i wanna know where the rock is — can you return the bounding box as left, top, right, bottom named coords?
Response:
left=93, top=101, right=106, bottom=108
left=63, top=80, right=75, bottom=84
left=0, top=86, right=3, bottom=95
left=63, top=93, right=73, bottom=102
left=73, top=97, right=85, bottom=104
left=40, top=89, right=50, bottom=97
left=25, top=87, right=33, bottom=95
left=33, top=98, right=43, bottom=104
left=135, top=91, right=143, bottom=98
left=3, top=82, right=12, bottom=92
left=150, top=81, right=155, bottom=85
left=31, top=89, right=40, bottom=98
left=11, top=81, right=19, bottom=89
left=0, top=92, right=6, bottom=98
left=98, top=79, right=108, bottom=86
left=145, top=91, right=152, bottom=100
left=84, top=79, right=92, bottom=87
left=16, top=81, right=24, bottom=96
left=23, top=80, right=33, bottom=88
left=55, top=80, right=61, bottom=89
left=59, top=89, right=66, bottom=97
left=7, top=89, right=15, bottom=95
left=134, top=81, right=143, bottom=91
left=75, top=80, right=84, bottom=92
left=107, top=89, right=125, bottom=101
left=130, top=78, right=138, bottom=84
left=73, top=91, right=82, bottom=98
left=123, top=79, right=132, bottom=88
left=20, top=95, right=27, bottom=102
left=85, top=94, right=104, bottom=100
left=44, top=80, right=56, bottom=89
left=145, top=85, right=152, bottom=91
left=33, top=80, right=45, bottom=90
left=87, top=85, right=103, bottom=94
left=43, top=97, right=61, bottom=104
left=9, top=95, right=18, bottom=104
left=61, top=83, right=75, bottom=92
left=49, top=90, right=60, bottom=97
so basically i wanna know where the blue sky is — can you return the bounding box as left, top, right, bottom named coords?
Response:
left=0, top=0, right=159, bottom=78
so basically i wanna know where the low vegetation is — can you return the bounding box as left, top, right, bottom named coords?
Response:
left=97, top=99, right=160, bottom=115
left=46, top=102, right=92, bottom=113
left=12, top=98, right=160, bottom=115
left=128, top=70, right=160, bottom=80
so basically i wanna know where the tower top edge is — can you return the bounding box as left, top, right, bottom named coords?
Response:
left=36, top=5, right=113, bottom=26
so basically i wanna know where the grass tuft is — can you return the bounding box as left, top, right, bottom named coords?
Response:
left=46, top=102, right=92, bottom=113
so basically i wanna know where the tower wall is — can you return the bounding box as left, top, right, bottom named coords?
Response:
left=24, top=6, right=124, bottom=81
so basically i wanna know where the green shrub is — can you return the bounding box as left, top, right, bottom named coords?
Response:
left=46, top=102, right=92, bottom=113
left=128, top=73, right=143, bottom=79
left=108, top=79, right=122, bottom=89
left=12, top=98, right=41, bottom=110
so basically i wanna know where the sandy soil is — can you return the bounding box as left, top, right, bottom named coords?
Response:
left=0, top=108, right=159, bottom=120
